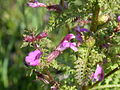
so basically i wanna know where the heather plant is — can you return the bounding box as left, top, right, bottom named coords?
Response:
left=1, top=0, right=120, bottom=90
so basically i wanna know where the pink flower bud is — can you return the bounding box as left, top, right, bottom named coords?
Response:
left=23, top=35, right=35, bottom=42
left=27, top=0, right=46, bottom=8
left=118, top=16, right=120, bottom=22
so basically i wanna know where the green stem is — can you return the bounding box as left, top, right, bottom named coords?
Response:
left=60, top=0, right=65, bottom=7
left=90, top=0, right=100, bottom=32
left=90, top=66, right=120, bottom=89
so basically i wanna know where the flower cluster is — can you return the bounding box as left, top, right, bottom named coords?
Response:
left=23, top=32, right=48, bottom=42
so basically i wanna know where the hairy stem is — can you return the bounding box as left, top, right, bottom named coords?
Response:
left=90, top=0, right=100, bottom=32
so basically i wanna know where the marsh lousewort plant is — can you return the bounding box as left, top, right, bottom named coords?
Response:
left=22, top=0, right=120, bottom=89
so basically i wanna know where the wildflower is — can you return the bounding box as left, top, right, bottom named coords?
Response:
left=27, top=0, right=47, bottom=8
left=91, top=64, right=104, bottom=81
left=47, top=34, right=77, bottom=62
left=25, top=49, right=42, bottom=66
left=56, top=40, right=78, bottom=52
left=118, top=16, right=120, bottom=22
left=56, top=34, right=78, bottom=52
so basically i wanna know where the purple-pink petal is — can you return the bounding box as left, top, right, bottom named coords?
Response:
left=76, top=33, right=83, bottom=42
left=27, top=1, right=46, bottom=8
left=56, top=40, right=70, bottom=51
left=69, top=42, right=78, bottom=52
left=56, top=34, right=77, bottom=52
left=118, top=16, right=120, bottom=22
left=63, top=34, right=75, bottom=41
left=74, top=26, right=89, bottom=33
left=92, top=64, right=104, bottom=81
left=25, top=49, right=42, bottom=66
left=80, top=28, right=89, bottom=32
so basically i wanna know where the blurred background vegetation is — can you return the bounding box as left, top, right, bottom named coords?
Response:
left=0, top=0, right=60, bottom=89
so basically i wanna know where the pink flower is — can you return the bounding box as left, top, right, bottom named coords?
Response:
left=91, top=64, right=104, bottom=81
left=56, top=34, right=78, bottom=52
left=25, top=49, right=42, bottom=66
left=56, top=40, right=78, bottom=52
left=118, top=16, right=120, bottom=22
left=47, top=34, right=77, bottom=62
left=27, top=0, right=47, bottom=8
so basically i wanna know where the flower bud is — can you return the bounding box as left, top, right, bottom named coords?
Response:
left=98, top=14, right=110, bottom=25
left=85, top=37, right=95, bottom=47
left=118, top=16, right=120, bottom=22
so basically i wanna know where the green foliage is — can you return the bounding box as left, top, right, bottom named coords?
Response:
left=0, top=0, right=120, bottom=90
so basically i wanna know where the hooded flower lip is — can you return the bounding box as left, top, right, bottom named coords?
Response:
left=25, top=49, right=42, bottom=66
left=27, top=0, right=47, bottom=8
left=91, top=64, right=104, bottom=81
left=56, top=40, right=78, bottom=52
left=63, top=34, right=75, bottom=41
